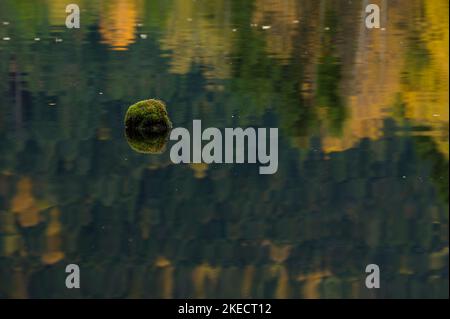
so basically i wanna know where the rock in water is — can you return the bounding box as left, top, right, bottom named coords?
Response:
left=124, top=99, right=172, bottom=153
left=125, top=99, right=172, bottom=133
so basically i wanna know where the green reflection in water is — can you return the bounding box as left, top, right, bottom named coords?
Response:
left=125, top=128, right=170, bottom=154
left=0, top=0, right=447, bottom=299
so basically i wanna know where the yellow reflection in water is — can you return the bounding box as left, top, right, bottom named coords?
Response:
left=160, top=0, right=233, bottom=80
left=319, top=0, right=448, bottom=157
left=11, top=177, right=41, bottom=227
left=99, top=0, right=140, bottom=51
left=192, top=263, right=220, bottom=298
left=42, top=208, right=64, bottom=265
left=252, top=0, right=301, bottom=63
left=401, top=0, right=449, bottom=157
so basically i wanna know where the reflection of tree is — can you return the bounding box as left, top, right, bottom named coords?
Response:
left=1, top=113, right=448, bottom=298
left=160, top=0, right=233, bottom=81
left=42, top=208, right=64, bottom=265
left=0, top=0, right=448, bottom=299
left=400, top=0, right=449, bottom=157
left=323, top=0, right=449, bottom=156
left=252, top=0, right=301, bottom=63
left=99, top=0, right=140, bottom=51
left=414, top=136, right=449, bottom=204
left=11, top=178, right=42, bottom=227
left=315, top=5, right=346, bottom=137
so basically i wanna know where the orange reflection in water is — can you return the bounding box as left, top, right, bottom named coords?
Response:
left=99, top=0, right=140, bottom=51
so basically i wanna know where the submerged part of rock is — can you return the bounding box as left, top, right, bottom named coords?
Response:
left=124, top=99, right=172, bottom=154
left=125, top=99, right=172, bottom=134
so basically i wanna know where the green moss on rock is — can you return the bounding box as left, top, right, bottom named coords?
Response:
left=124, top=99, right=172, bottom=154
left=125, top=99, right=172, bottom=134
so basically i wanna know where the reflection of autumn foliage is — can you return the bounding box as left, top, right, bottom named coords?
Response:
left=154, top=256, right=174, bottom=298
left=160, top=0, right=233, bottom=80
left=263, top=240, right=291, bottom=264
left=192, top=263, right=220, bottom=298
left=42, top=208, right=64, bottom=265
left=320, top=0, right=404, bottom=153
left=297, top=270, right=331, bottom=299
left=99, top=0, right=140, bottom=51
left=252, top=0, right=301, bottom=63
left=8, top=177, right=63, bottom=264
left=321, top=0, right=449, bottom=158
left=0, top=0, right=448, bottom=299
left=189, top=163, right=209, bottom=179
left=11, top=177, right=41, bottom=227
left=47, top=0, right=73, bottom=26
left=401, top=0, right=449, bottom=157
left=262, top=240, right=292, bottom=298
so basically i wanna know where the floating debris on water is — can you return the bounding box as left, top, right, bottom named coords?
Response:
left=261, top=25, right=271, bottom=30
left=2, top=37, right=10, bottom=41
left=139, top=34, right=147, bottom=39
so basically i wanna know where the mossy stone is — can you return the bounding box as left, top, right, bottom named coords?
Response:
left=124, top=99, right=172, bottom=134
left=124, top=99, right=172, bottom=154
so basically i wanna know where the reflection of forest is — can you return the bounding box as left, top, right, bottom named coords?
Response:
left=0, top=129, right=448, bottom=298
left=0, top=0, right=448, bottom=298
left=0, top=0, right=448, bottom=152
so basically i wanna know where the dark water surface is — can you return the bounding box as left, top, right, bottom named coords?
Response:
left=0, top=0, right=448, bottom=298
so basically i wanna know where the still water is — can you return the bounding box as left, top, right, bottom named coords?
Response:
left=0, top=0, right=448, bottom=298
